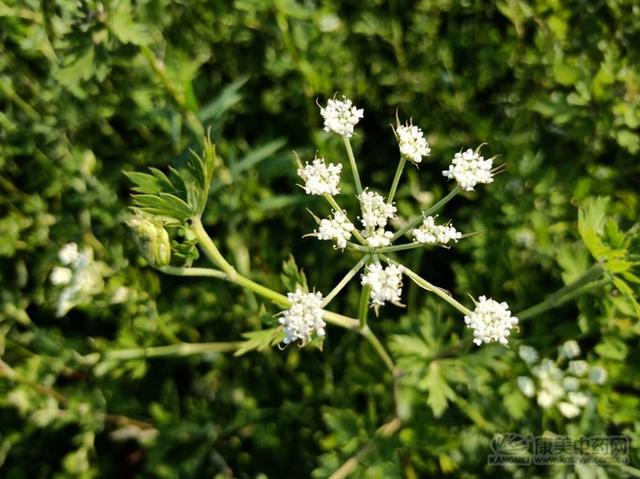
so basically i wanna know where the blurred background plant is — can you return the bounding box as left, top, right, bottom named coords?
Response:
left=0, top=0, right=639, bottom=477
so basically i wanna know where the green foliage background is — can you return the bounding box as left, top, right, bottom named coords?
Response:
left=1, top=0, right=639, bottom=477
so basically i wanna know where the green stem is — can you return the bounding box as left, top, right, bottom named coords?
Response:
left=155, top=265, right=227, bottom=280
left=358, top=285, right=371, bottom=328
left=375, top=242, right=424, bottom=253
left=83, top=341, right=243, bottom=365
left=191, top=217, right=238, bottom=280
left=323, top=311, right=360, bottom=330
left=322, top=256, right=369, bottom=307
left=192, top=218, right=360, bottom=329
left=517, top=265, right=605, bottom=321
left=395, top=260, right=472, bottom=315
left=387, top=157, right=406, bottom=204
left=393, top=186, right=461, bottom=241
left=343, top=136, right=362, bottom=196
left=324, top=194, right=366, bottom=244
left=360, top=326, right=396, bottom=375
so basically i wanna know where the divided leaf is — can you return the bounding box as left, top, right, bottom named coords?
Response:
left=234, top=327, right=283, bottom=356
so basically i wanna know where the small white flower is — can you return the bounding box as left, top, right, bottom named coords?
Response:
left=559, top=340, right=581, bottom=359
left=533, top=359, right=564, bottom=408
left=361, top=263, right=403, bottom=308
left=50, top=266, right=73, bottom=286
left=396, top=122, right=430, bottom=164
left=558, top=401, right=581, bottom=418
left=517, top=376, right=536, bottom=398
left=53, top=246, right=104, bottom=317
left=568, top=391, right=590, bottom=407
left=320, top=96, right=364, bottom=137
left=279, top=289, right=326, bottom=346
left=297, top=157, right=342, bottom=196
left=537, top=390, right=556, bottom=408
left=316, top=210, right=355, bottom=249
left=518, top=345, right=539, bottom=364
left=412, top=215, right=461, bottom=245
left=563, top=376, right=580, bottom=391
left=359, top=189, right=396, bottom=229
left=568, top=360, right=589, bottom=377
left=442, top=147, right=494, bottom=191
left=464, top=296, right=518, bottom=346
left=58, top=243, right=80, bottom=265
left=589, top=366, right=607, bottom=385
left=363, top=229, right=393, bottom=248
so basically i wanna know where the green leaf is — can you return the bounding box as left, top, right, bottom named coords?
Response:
left=108, top=0, right=151, bottom=46
left=420, top=362, right=456, bottom=417
left=57, top=46, right=95, bottom=86
left=198, top=76, right=248, bottom=122
left=234, top=327, right=283, bottom=356
left=594, top=336, right=628, bottom=360
left=132, top=193, right=192, bottom=220
left=281, top=254, right=308, bottom=292
left=578, top=197, right=610, bottom=260
left=389, top=335, right=430, bottom=359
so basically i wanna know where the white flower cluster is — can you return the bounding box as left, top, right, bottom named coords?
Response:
left=320, top=96, right=364, bottom=137
left=464, top=296, right=518, bottom=346
left=279, top=289, right=326, bottom=345
left=412, top=215, right=462, bottom=245
left=363, top=229, right=394, bottom=248
left=442, top=148, right=494, bottom=191
left=50, top=243, right=104, bottom=317
left=518, top=344, right=539, bottom=364
left=396, top=123, right=431, bottom=164
left=559, top=339, right=581, bottom=359
left=359, top=189, right=396, bottom=229
left=316, top=210, right=355, bottom=249
left=516, top=344, right=607, bottom=419
left=297, top=157, right=342, bottom=196
left=361, top=263, right=403, bottom=308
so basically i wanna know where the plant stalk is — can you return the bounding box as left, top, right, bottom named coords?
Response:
left=343, top=136, right=362, bottom=196
left=517, top=265, right=605, bottom=320
left=393, top=186, right=461, bottom=241
left=322, top=256, right=369, bottom=307
left=397, top=261, right=472, bottom=315
left=387, top=156, right=406, bottom=204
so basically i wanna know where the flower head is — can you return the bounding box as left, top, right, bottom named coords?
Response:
left=320, top=96, right=364, bottom=137
left=127, top=215, right=171, bottom=267
left=589, top=366, right=607, bottom=385
left=559, top=340, right=581, bottom=359
left=518, top=345, right=539, bottom=364
left=50, top=266, right=73, bottom=286
left=363, top=228, right=393, bottom=248
left=464, top=296, right=518, bottom=346
left=316, top=210, right=355, bottom=249
left=53, top=244, right=104, bottom=317
left=279, top=289, right=326, bottom=346
left=359, top=189, right=396, bottom=230
left=442, top=147, right=494, bottom=191
left=59, top=243, right=80, bottom=265
left=361, top=263, right=403, bottom=309
left=568, top=360, right=588, bottom=377
left=396, top=122, right=430, bottom=164
left=517, top=376, right=536, bottom=398
left=532, top=359, right=565, bottom=408
left=412, top=215, right=461, bottom=245
left=558, top=401, right=581, bottom=418
left=297, top=157, right=342, bottom=196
